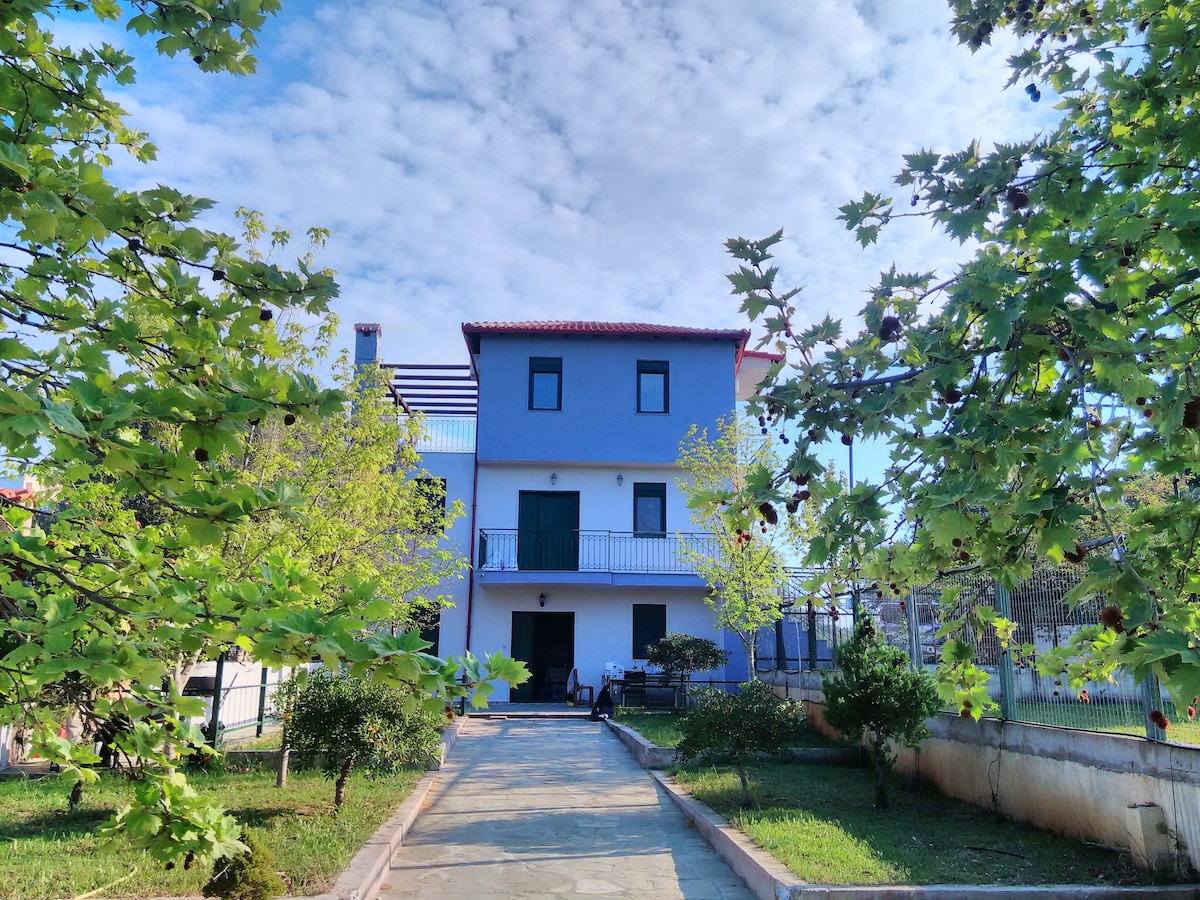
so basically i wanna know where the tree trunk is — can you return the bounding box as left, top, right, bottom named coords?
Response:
left=68, top=780, right=84, bottom=812
left=743, top=636, right=756, bottom=681
left=275, top=747, right=290, bottom=788
left=333, top=753, right=355, bottom=808
left=871, top=733, right=890, bottom=809
left=735, top=760, right=753, bottom=807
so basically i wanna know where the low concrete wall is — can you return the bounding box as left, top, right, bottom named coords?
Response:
left=605, top=720, right=676, bottom=769
left=762, top=670, right=1200, bottom=875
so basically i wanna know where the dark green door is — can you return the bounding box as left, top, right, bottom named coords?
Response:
left=511, top=611, right=575, bottom=702
left=518, top=491, right=579, bottom=570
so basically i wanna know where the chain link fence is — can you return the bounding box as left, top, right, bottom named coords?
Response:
left=757, top=562, right=1197, bottom=747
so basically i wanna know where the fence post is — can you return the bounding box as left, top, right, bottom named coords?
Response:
left=1142, top=673, right=1167, bottom=741
left=255, top=665, right=270, bottom=737
left=905, top=594, right=921, bottom=671
left=208, top=651, right=226, bottom=745
left=994, top=583, right=1016, bottom=721
left=806, top=601, right=818, bottom=670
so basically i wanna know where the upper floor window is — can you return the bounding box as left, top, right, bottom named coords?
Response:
left=633, top=482, right=666, bottom=537
left=637, top=360, right=669, bottom=413
left=529, top=357, right=562, bottom=410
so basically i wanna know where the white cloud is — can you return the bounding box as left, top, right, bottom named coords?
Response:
left=94, top=0, right=1054, bottom=370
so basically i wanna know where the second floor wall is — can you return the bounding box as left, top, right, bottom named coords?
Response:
left=472, top=332, right=741, bottom=465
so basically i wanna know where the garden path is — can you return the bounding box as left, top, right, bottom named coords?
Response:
left=378, top=716, right=753, bottom=900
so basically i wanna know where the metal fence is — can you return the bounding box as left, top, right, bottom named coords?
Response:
left=756, top=563, right=1195, bottom=747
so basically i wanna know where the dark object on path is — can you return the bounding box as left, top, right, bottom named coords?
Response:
left=592, top=685, right=614, bottom=720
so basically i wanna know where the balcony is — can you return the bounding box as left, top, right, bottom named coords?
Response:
left=476, top=528, right=719, bottom=586
left=405, top=416, right=476, bottom=454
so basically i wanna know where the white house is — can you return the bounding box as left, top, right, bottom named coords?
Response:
left=356, top=321, right=775, bottom=702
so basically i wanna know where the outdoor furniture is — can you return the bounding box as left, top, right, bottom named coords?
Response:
left=544, top=666, right=570, bottom=702
left=569, top=668, right=594, bottom=707
left=621, top=671, right=647, bottom=707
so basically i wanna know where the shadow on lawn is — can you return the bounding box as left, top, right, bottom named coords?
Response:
left=690, top=760, right=1159, bottom=886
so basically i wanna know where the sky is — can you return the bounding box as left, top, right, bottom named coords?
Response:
left=50, top=0, right=1061, bottom=484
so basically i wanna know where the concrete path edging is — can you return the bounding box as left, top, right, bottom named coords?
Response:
left=604, top=719, right=677, bottom=769
left=295, top=716, right=467, bottom=900
left=650, top=770, right=1200, bottom=900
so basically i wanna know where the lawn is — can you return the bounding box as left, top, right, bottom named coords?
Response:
left=0, top=761, right=422, bottom=899
left=674, top=761, right=1157, bottom=886
left=615, top=708, right=838, bottom=750
left=1000, top=701, right=1200, bottom=746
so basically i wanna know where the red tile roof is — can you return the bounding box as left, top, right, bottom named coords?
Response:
left=0, top=488, right=34, bottom=503
left=462, top=321, right=750, bottom=340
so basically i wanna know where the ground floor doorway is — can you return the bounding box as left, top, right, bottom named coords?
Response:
left=510, top=611, right=575, bottom=702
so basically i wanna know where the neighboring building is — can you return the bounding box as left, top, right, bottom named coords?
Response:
left=358, top=321, right=775, bottom=702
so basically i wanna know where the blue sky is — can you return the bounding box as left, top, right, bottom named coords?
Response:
left=47, top=0, right=1060, bottom=486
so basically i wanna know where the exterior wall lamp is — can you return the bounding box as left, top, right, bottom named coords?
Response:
left=616, top=473, right=624, bottom=486
left=550, top=472, right=558, bottom=485
left=539, top=593, right=547, bottom=607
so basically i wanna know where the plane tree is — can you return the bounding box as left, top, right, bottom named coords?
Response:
left=725, top=0, right=1200, bottom=717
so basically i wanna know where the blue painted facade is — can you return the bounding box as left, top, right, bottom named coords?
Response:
left=471, top=333, right=742, bottom=464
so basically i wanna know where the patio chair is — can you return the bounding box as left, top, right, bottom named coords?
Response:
left=569, top=668, right=594, bottom=707
left=622, top=670, right=647, bottom=707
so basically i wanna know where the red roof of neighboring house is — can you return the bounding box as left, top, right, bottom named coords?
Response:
left=0, top=488, right=34, bottom=503
left=462, top=321, right=750, bottom=340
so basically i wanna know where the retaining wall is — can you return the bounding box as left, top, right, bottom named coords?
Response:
left=763, top=670, right=1200, bottom=874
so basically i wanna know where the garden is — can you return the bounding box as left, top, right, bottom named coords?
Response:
left=0, top=762, right=421, bottom=900
left=621, top=627, right=1179, bottom=887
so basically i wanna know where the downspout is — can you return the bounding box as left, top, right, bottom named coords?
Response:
left=464, top=443, right=480, bottom=654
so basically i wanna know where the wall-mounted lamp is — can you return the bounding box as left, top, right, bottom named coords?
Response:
left=616, top=473, right=624, bottom=486
left=550, top=472, right=558, bottom=485
left=538, top=593, right=547, bottom=607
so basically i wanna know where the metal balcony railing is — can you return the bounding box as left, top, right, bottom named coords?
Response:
left=403, top=416, right=476, bottom=453
left=477, top=529, right=719, bottom=574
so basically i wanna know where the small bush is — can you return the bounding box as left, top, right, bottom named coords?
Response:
left=204, top=831, right=285, bottom=900
left=279, top=670, right=443, bottom=807
left=646, top=632, right=729, bottom=688
left=822, top=621, right=940, bottom=809
left=675, top=680, right=805, bottom=805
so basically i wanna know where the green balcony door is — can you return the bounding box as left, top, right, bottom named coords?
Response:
left=517, top=491, right=579, bottom=570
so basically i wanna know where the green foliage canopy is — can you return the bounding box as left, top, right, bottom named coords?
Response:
left=675, top=680, right=806, bottom=806
left=822, top=624, right=940, bottom=809
left=645, top=632, right=729, bottom=680
left=677, top=416, right=840, bottom=678
left=278, top=669, right=444, bottom=808
left=727, top=0, right=1200, bottom=714
left=0, top=0, right=525, bottom=866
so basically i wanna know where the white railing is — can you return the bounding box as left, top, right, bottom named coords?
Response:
left=406, top=417, right=476, bottom=453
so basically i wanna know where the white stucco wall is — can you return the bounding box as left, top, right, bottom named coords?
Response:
left=474, top=462, right=695, bottom=535
left=470, top=583, right=723, bottom=701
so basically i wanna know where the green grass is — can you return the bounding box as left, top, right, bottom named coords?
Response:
left=675, top=762, right=1158, bottom=886
left=1000, top=701, right=1200, bottom=746
left=615, top=709, right=839, bottom=751
left=0, top=761, right=422, bottom=899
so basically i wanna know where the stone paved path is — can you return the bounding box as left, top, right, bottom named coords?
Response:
left=379, top=717, right=754, bottom=900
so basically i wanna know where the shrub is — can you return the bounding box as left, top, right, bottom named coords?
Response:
left=203, top=831, right=285, bottom=900
left=646, top=633, right=729, bottom=691
left=279, top=670, right=443, bottom=807
left=822, top=621, right=940, bottom=809
left=675, top=680, right=805, bottom=805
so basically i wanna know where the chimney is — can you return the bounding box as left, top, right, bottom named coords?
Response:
left=354, top=322, right=381, bottom=368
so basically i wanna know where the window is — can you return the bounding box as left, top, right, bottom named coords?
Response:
left=637, top=360, right=669, bottom=413
left=413, top=477, right=447, bottom=535
left=632, top=604, right=667, bottom=659
left=529, top=357, right=562, bottom=410
left=633, top=482, right=666, bottom=537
